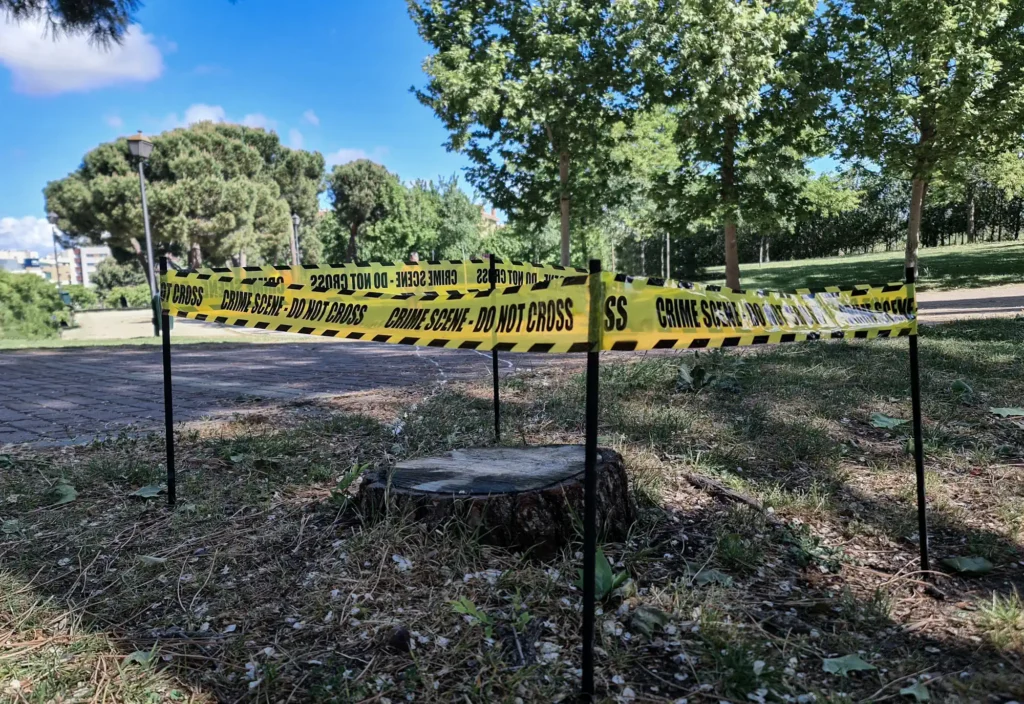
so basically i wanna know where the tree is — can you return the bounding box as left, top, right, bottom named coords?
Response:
left=628, top=0, right=828, bottom=289
left=44, top=123, right=324, bottom=270
left=827, top=0, right=1024, bottom=270
left=435, top=176, right=483, bottom=258
left=1, top=0, right=138, bottom=45
left=410, top=0, right=624, bottom=266
left=91, top=256, right=146, bottom=295
left=326, top=159, right=399, bottom=260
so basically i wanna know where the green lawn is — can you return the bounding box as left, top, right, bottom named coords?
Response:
left=705, top=241, right=1024, bottom=291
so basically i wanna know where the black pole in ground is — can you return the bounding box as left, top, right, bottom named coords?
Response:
left=160, top=256, right=176, bottom=508
left=490, top=254, right=501, bottom=442
left=906, top=265, right=929, bottom=573
left=582, top=258, right=601, bottom=701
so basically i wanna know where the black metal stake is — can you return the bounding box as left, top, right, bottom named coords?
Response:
left=160, top=256, right=176, bottom=508
left=906, top=266, right=929, bottom=573
left=582, top=259, right=601, bottom=701
left=490, top=254, right=501, bottom=442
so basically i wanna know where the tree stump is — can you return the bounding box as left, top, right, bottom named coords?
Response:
left=358, top=445, right=633, bottom=554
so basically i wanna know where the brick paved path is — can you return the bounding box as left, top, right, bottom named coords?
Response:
left=0, top=343, right=565, bottom=446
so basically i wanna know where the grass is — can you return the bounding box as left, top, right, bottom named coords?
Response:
left=705, top=240, right=1024, bottom=291
left=3, top=317, right=1024, bottom=701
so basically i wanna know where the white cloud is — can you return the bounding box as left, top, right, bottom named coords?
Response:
left=302, top=110, right=320, bottom=126
left=106, top=114, right=124, bottom=129
left=242, top=113, right=276, bottom=130
left=183, top=103, right=227, bottom=125
left=327, top=147, right=389, bottom=166
left=0, top=216, right=55, bottom=252
left=288, top=129, right=304, bottom=149
left=0, top=18, right=163, bottom=95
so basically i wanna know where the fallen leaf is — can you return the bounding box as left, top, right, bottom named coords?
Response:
left=822, top=654, right=876, bottom=675
left=131, top=484, right=164, bottom=499
left=630, top=605, right=670, bottom=638
left=871, top=412, right=908, bottom=429
left=990, top=407, right=1024, bottom=417
left=229, top=455, right=245, bottom=464
left=1, top=519, right=21, bottom=534
left=139, top=556, right=167, bottom=567
left=51, top=483, right=78, bottom=506
left=940, top=556, right=993, bottom=575
left=951, top=380, right=972, bottom=395
left=900, top=681, right=930, bottom=701
left=684, top=561, right=733, bottom=587
left=124, top=650, right=156, bottom=666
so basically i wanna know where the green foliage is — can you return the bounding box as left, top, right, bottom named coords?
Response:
left=103, top=284, right=150, bottom=308
left=44, top=123, right=325, bottom=267
left=410, top=0, right=624, bottom=264
left=827, top=0, right=1024, bottom=266
left=451, top=597, right=493, bottom=638
left=63, top=284, right=99, bottom=309
left=0, top=0, right=137, bottom=45
left=0, top=270, right=63, bottom=339
left=324, top=169, right=484, bottom=262
left=575, top=548, right=628, bottom=601
left=91, top=257, right=147, bottom=295
left=326, top=159, right=400, bottom=260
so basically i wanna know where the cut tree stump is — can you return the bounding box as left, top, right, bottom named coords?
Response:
left=358, top=445, right=633, bottom=554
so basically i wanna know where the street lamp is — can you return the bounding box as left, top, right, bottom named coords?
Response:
left=291, top=214, right=301, bottom=265
left=46, top=212, right=63, bottom=293
left=127, top=131, right=160, bottom=336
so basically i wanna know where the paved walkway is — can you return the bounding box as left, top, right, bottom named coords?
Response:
left=917, top=284, right=1024, bottom=322
left=0, top=343, right=560, bottom=446
left=2, top=284, right=1021, bottom=446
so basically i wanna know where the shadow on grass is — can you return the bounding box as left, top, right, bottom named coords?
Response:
left=2, top=319, right=1024, bottom=700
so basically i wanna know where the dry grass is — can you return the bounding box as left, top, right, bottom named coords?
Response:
left=2, top=317, right=1024, bottom=702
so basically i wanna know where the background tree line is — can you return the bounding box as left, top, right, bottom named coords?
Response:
left=36, top=0, right=1024, bottom=293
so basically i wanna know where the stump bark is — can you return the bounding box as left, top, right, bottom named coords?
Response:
left=358, top=445, right=633, bottom=554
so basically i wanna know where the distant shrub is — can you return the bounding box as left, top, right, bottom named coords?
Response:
left=0, top=270, right=63, bottom=339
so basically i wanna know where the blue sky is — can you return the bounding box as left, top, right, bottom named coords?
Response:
left=0, top=0, right=469, bottom=252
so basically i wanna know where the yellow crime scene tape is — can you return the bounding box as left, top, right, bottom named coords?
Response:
left=160, top=270, right=917, bottom=352
left=598, top=274, right=917, bottom=351
left=160, top=269, right=593, bottom=353
left=193, top=258, right=588, bottom=293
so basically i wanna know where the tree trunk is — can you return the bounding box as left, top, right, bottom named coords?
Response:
left=189, top=242, right=202, bottom=269
left=348, top=222, right=359, bottom=260
left=1015, top=200, right=1022, bottom=240
left=966, top=184, right=976, bottom=244
left=905, top=177, right=927, bottom=272
left=559, top=151, right=571, bottom=267
left=358, top=446, right=633, bottom=556
left=765, top=237, right=770, bottom=263
left=239, top=251, right=247, bottom=268
left=721, top=115, right=741, bottom=290
left=640, top=242, right=645, bottom=276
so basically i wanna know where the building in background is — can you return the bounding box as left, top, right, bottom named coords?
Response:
left=36, top=251, right=78, bottom=285
left=73, top=246, right=111, bottom=287
left=479, top=206, right=501, bottom=232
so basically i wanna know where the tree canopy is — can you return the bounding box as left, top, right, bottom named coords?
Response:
left=44, top=122, right=325, bottom=270
left=410, top=0, right=625, bottom=265
left=1, top=0, right=139, bottom=45
left=827, top=0, right=1024, bottom=268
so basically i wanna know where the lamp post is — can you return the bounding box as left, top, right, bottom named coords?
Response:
left=46, top=212, right=63, bottom=293
left=291, top=214, right=301, bottom=266
left=127, top=131, right=160, bottom=336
